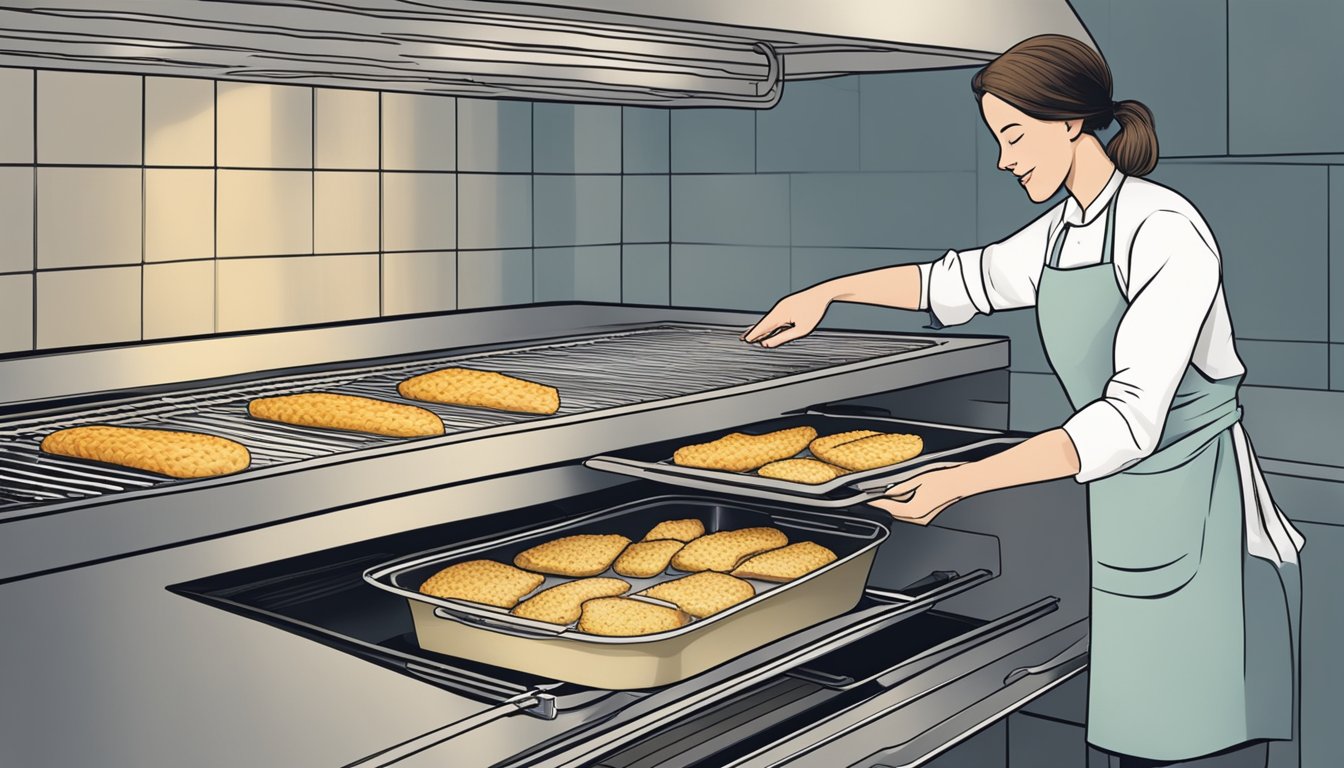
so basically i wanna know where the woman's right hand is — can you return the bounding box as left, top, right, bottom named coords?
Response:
left=740, top=287, right=832, bottom=348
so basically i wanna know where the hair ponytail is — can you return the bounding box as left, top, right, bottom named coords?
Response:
left=972, top=35, right=1160, bottom=177
left=1107, top=99, right=1158, bottom=176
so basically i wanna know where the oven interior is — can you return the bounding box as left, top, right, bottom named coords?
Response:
left=168, top=481, right=1040, bottom=725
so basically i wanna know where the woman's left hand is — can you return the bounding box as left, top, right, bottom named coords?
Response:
left=868, top=466, right=975, bottom=526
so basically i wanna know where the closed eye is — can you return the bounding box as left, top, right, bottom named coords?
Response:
left=1008, top=135, right=1023, bottom=145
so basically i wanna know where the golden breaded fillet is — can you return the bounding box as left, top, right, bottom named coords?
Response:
left=639, top=572, right=755, bottom=618
left=813, top=432, right=924, bottom=472
left=757, top=458, right=847, bottom=485
left=398, top=367, right=559, bottom=415
left=731, top=542, right=838, bottom=583
left=513, top=534, right=633, bottom=577
left=613, top=540, right=685, bottom=578
left=40, top=425, right=251, bottom=479
left=510, top=577, right=630, bottom=624
left=248, top=392, right=443, bottom=438
left=670, top=527, right=789, bottom=572
left=642, top=518, right=706, bottom=543
left=808, top=430, right=881, bottom=455
left=418, top=560, right=545, bottom=609
left=577, top=597, right=691, bottom=637
left=672, top=426, right=817, bottom=473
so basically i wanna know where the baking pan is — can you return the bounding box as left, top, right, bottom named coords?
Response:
left=363, top=496, right=888, bottom=689
left=583, top=410, right=1027, bottom=506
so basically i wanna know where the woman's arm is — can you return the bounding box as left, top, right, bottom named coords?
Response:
left=742, top=265, right=923, bottom=346
left=872, top=429, right=1082, bottom=524
left=822, top=263, right=924, bottom=311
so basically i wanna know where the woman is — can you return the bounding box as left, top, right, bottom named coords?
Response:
left=743, top=35, right=1304, bottom=767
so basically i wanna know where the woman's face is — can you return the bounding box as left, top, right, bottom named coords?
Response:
left=980, top=93, right=1078, bottom=203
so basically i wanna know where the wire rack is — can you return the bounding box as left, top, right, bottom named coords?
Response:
left=0, top=324, right=933, bottom=510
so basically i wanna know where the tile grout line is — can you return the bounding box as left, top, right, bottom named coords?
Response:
left=213, top=79, right=219, bottom=334
left=30, top=68, right=36, bottom=351
left=377, top=91, right=384, bottom=318
left=140, top=75, right=146, bottom=342
left=454, top=97, right=460, bottom=312
left=618, top=107, right=624, bottom=304
left=666, top=108, right=672, bottom=305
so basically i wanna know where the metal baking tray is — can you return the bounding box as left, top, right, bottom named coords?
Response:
left=363, top=496, right=889, bottom=689
left=583, top=410, right=1027, bottom=507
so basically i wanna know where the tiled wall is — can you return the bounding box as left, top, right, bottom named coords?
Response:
left=0, top=67, right=663, bottom=352
left=621, top=0, right=1344, bottom=481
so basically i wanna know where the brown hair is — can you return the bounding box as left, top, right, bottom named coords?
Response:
left=971, top=35, right=1158, bottom=176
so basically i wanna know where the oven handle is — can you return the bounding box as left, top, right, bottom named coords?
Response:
left=1003, top=634, right=1089, bottom=687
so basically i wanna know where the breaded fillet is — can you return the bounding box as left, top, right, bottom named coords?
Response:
left=757, top=458, right=847, bottom=484
left=513, top=534, right=632, bottom=577
left=639, top=572, right=756, bottom=618
left=39, top=425, right=251, bottom=479
left=510, top=577, right=630, bottom=624
left=613, top=540, right=685, bottom=578
left=672, top=426, right=817, bottom=472
left=248, top=392, right=443, bottom=438
left=670, top=527, right=789, bottom=572
left=808, top=430, right=881, bottom=455
left=812, top=432, right=924, bottom=472
left=398, top=367, right=560, bottom=415
left=731, top=542, right=838, bottom=583
left=641, top=518, right=706, bottom=543
left=418, top=560, right=545, bottom=608
left=577, top=597, right=691, bottom=637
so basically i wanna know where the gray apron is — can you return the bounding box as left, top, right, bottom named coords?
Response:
left=1035, top=187, right=1299, bottom=761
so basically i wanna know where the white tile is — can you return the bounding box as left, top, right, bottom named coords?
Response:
left=670, top=245, right=790, bottom=311
left=457, top=249, right=532, bottom=308
left=0, top=273, right=33, bottom=353
left=217, top=254, right=378, bottom=332
left=382, top=172, right=455, bottom=252
left=315, top=172, right=378, bottom=254
left=533, top=246, right=620, bottom=302
left=457, top=174, right=530, bottom=250
left=533, top=175, right=620, bottom=247
left=36, top=267, right=140, bottom=349
left=622, top=107, right=668, bottom=174
left=382, top=251, right=456, bottom=315
left=533, top=103, right=620, bottom=173
left=145, top=77, right=214, bottom=166
left=382, top=92, right=455, bottom=171
left=145, top=169, right=213, bottom=263
left=143, top=260, right=213, bottom=339
left=622, top=244, right=669, bottom=305
left=0, top=167, right=34, bottom=273
left=0, top=68, right=34, bottom=163
left=672, top=174, right=791, bottom=245
left=216, top=170, right=312, bottom=257
left=457, top=99, right=531, bottom=173
left=37, top=168, right=141, bottom=269
left=316, top=88, right=378, bottom=169
left=37, top=71, right=141, bottom=165
left=217, top=82, right=312, bottom=168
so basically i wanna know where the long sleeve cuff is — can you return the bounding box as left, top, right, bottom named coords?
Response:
left=1061, top=400, right=1141, bottom=483
left=917, top=261, right=932, bottom=311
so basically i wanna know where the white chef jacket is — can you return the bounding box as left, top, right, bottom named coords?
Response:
left=916, top=169, right=1304, bottom=563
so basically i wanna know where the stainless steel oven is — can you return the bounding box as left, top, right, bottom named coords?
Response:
left=0, top=305, right=1088, bottom=768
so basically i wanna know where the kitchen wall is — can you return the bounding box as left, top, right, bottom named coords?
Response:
left=0, top=67, right=657, bottom=351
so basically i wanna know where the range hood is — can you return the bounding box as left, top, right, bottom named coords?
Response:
left=0, top=1, right=1093, bottom=106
